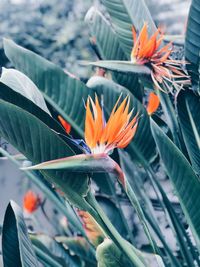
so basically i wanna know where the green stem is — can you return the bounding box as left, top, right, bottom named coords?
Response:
left=143, top=210, right=182, bottom=267
left=33, top=245, right=62, bottom=267
left=107, top=177, right=135, bottom=244
left=125, top=180, right=159, bottom=254
left=156, top=90, right=181, bottom=148
left=86, top=190, right=147, bottom=267
left=128, top=147, right=196, bottom=266
left=146, top=166, right=197, bottom=267
left=125, top=179, right=183, bottom=267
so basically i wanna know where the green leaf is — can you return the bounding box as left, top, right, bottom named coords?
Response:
left=0, top=82, right=83, bottom=155
left=23, top=154, right=125, bottom=186
left=0, top=100, right=89, bottom=209
left=85, top=7, right=142, bottom=100
left=55, top=236, right=96, bottom=265
left=185, top=0, right=200, bottom=90
left=87, top=60, right=151, bottom=75
left=96, top=239, right=131, bottom=267
left=2, top=201, right=39, bottom=267
left=31, top=234, right=81, bottom=267
left=3, top=38, right=93, bottom=137
left=96, top=239, right=164, bottom=267
left=177, top=90, right=200, bottom=174
left=101, top=0, right=156, bottom=56
left=0, top=147, right=85, bottom=236
left=0, top=82, right=67, bottom=137
left=87, top=76, right=156, bottom=162
left=97, top=196, right=127, bottom=238
left=0, top=67, right=50, bottom=115
left=151, top=119, right=200, bottom=250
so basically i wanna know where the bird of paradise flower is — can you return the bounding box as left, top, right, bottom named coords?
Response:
left=23, top=95, right=138, bottom=187
left=131, top=22, right=190, bottom=92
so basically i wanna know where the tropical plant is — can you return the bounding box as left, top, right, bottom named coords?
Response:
left=0, top=0, right=200, bottom=266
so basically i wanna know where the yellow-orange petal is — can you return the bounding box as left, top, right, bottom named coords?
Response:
left=146, top=92, right=160, bottom=115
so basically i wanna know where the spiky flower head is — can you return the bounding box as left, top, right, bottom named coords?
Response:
left=131, top=23, right=190, bottom=92
left=84, top=95, right=138, bottom=154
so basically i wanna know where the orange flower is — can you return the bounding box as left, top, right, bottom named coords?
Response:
left=58, top=115, right=71, bottom=134
left=146, top=92, right=160, bottom=115
left=85, top=95, right=138, bottom=154
left=131, top=23, right=190, bottom=92
left=78, top=210, right=104, bottom=246
left=23, top=190, right=40, bottom=213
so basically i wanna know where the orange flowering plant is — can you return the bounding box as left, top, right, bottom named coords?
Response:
left=0, top=0, right=200, bottom=267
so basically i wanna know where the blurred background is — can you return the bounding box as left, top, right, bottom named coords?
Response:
left=0, top=0, right=191, bottom=265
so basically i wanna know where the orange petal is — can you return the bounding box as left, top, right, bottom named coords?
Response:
left=85, top=98, right=95, bottom=148
left=146, top=92, right=160, bottom=115
left=58, top=115, right=71, bottom=134
left=132, top=25, right=137, bottom=44
left=93, top=95, right=104, bottom=145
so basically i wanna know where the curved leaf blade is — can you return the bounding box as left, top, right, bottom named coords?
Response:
left=96, top=239, right=164, bottom=267
left=85, top=7, right=143, bottom=100
left=101, top=0, right=156, bottom=56
left=185, top=0, right=200, bottom=90
left=31, top=234, right=81, bottom=267
left=55, top=236, right=96, bottom=265
left=96, top=239, right=131, bottom=267
left=0, top=100, right=89, bottom=208
left=177, top=90, right=200, bottom=174
left=0, top=82, right=66, bottom=136
left=0, top=67, right=50, bottom=115
left=3, top=38, right=93, bottom=137
left=2, top=201, right=39, bottom=267
left=0, top=82, right=83, bottom=154
left=22, top=154, right=125, bottom=186
left=88, top=60, right=151, bottom=75
left=151, top=119, right=200, bottom=249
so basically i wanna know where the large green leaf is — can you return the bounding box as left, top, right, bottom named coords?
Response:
left=87, top=76, right=156, bottom=162
left=0, top=67, right=50, bottom=115
left=23, top=153, right=125, bottom=186
left=96, top=239, right=131, bottom=267
left=0, top=82, right=66, bottom=136
left=3, top=38, right=93, bottom=137
left=96, top=196, right=128, bottom=238
left=0, top=81, right=84, bottom=155
left=151, top=120, right=200, bottom=249
left=0, top=99, right=89, bottom=208
left=0, top=147, right=85, bottom=236
left=31, top=234, right=81, bottom=267
left=177, top=90, right=200, bottom=174
left=88, top=60, right=151, bottom=75
left=101, top=0, right=156, bottom=56
left=55, top=236, right=96, bottom=265
left=85, top=7, right=142, bottom=100
left=96, top=239, right=164, bottom=267
left=185, top=0, right=200, bottom=90
left=2, top=201, right=39, bottom=267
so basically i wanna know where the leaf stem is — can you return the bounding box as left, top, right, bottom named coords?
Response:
left=85, top=190, right=147, bottom=267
